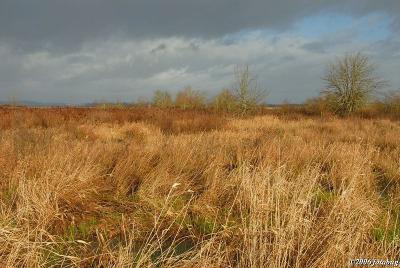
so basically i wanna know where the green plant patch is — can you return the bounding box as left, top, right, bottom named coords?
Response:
left=313, top=187, right=336, bottom=207
left=372, top=226, right=400, bottom=244
left=65, top=217, right=100, bottom=241
left=190, top=215, right=219, bottom=235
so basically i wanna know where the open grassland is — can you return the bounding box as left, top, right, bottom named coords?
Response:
left=0, top=107, right=399, bottom=267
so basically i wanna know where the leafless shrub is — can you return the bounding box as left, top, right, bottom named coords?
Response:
left=175, top=86, right=205, bottom=109
left=233, top=65, right=267, bottom=115
left=212, top=89, right=237, bottom=113
left=152, top=90, right=173, bottom=108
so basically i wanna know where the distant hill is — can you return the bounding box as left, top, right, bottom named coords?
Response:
left=0, top=101, right=70, bottom=107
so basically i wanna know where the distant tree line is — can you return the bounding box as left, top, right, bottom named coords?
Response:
left=150, top=53, right=400, bottom=117
left=152, top=65, right=267, bottom=115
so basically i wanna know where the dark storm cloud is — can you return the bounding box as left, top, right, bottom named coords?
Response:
left=301, top=28, right=360, bottom=54
left=150, top=44, right=167, bottom=54
left=0, top=0, right=399, bottom=52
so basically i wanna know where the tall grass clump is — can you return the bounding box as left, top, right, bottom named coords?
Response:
left=322, top=53, right=386, bottom=116
left=382, top=90, right=400, bottom=119
left=304, top=94, right=336, bottom=116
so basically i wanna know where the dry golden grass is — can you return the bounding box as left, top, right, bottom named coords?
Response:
left=0, top=106, right=399, bottom=267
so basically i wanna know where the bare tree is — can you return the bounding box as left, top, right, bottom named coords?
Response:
left=233, top=65, right=267, bottom=114
left=323, top=53, right=386, bottom=115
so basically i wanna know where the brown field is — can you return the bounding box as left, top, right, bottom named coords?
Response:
left=0, top=106, right=399, bottom=267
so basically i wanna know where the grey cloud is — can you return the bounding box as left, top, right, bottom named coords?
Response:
left=151, top=44, right=167, bottom=54
left=301, top=30, right=357, bottom=54
left=0, top=0, right=399, bottom=52
left=186, top=43, right=200, bottom=51
left=0, top=35, right=352, bottom=104
left=302, top=42, right=327, bottom=53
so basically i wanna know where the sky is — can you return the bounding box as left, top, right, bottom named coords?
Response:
left=0, top=0, right=399, bottom=104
